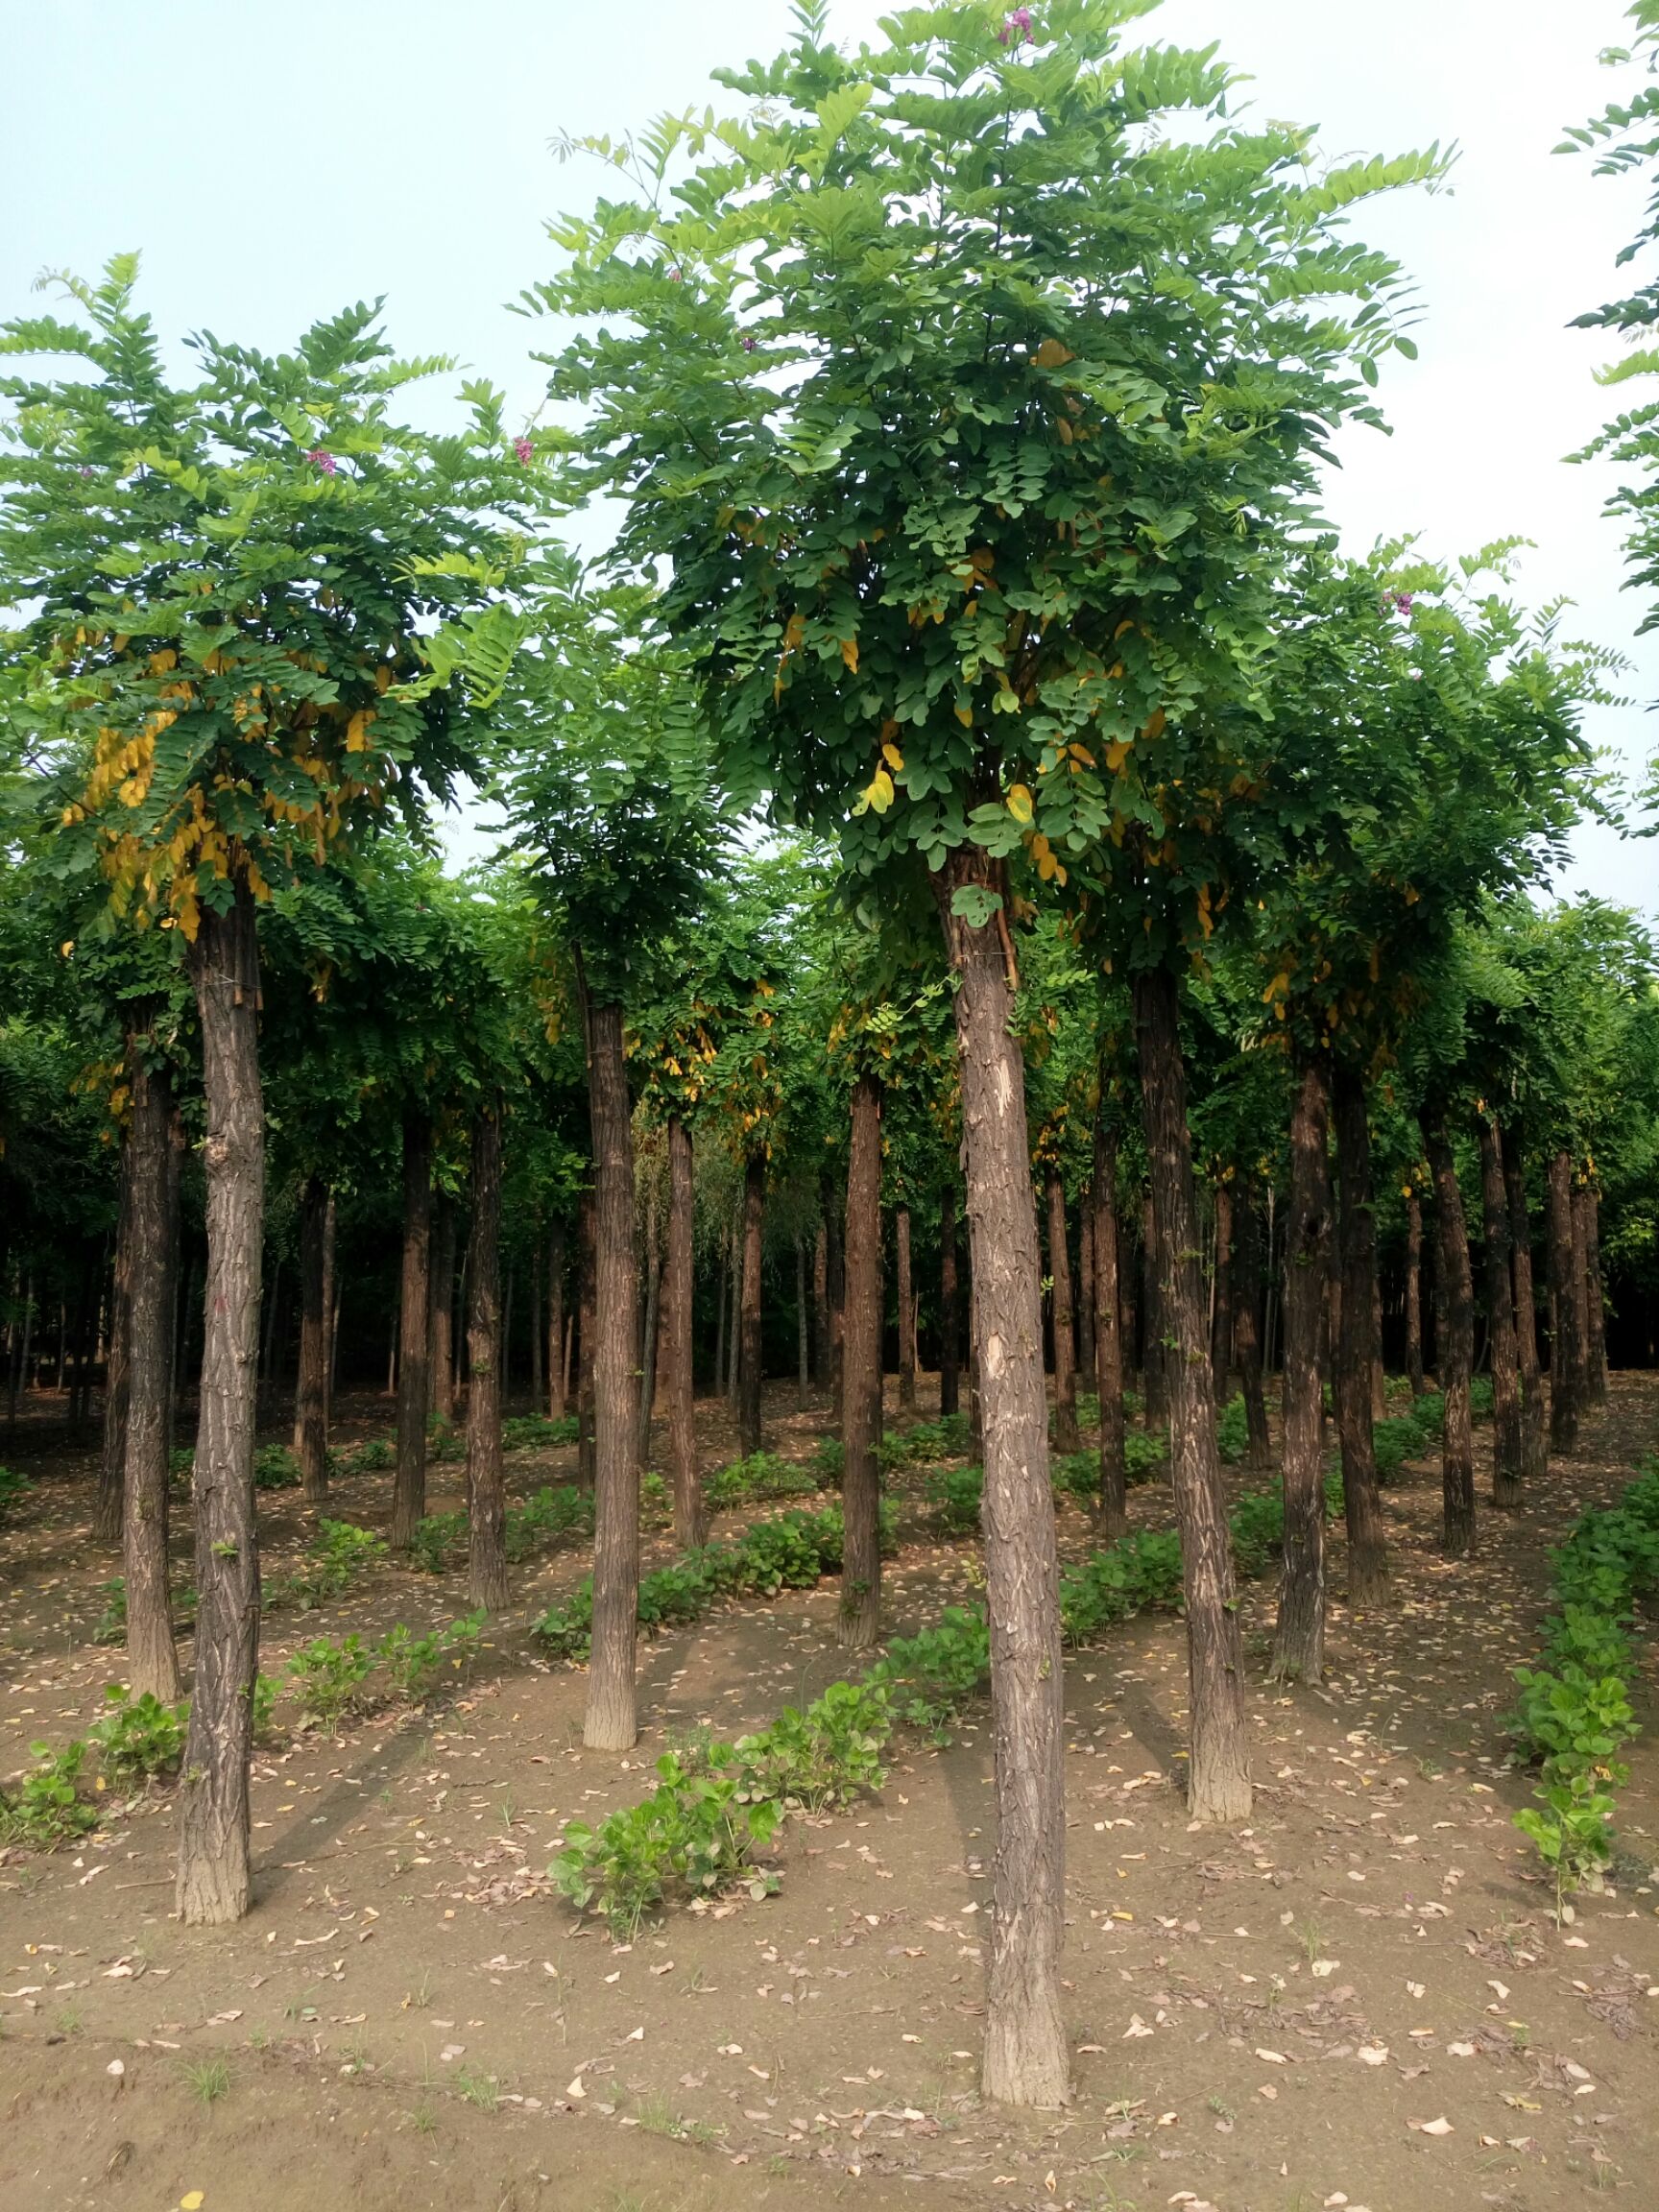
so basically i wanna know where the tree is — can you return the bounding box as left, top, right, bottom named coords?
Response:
left=0, top=258, right=535, bottom=1922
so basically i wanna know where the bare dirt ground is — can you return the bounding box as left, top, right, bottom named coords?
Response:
left=2, top=1373, right=1656, bottom=2212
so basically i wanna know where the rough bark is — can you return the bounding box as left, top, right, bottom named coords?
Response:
left=530, top=1238, right=545, bottom=1416
left=1141, top=1196, right=1168, bottom=1426
left=738, top=1152, right=764, bottom=1456
left=96, top=1123, right=134, bottom=1547
left=577, top=1190, right=597, bottom=1491
left=1134, top=969, right=1250, bottom=1823
left=934, top=850, right=1068, bottom=2108
left=545, top=1219, right=565, bottom=1420
left=1426, top=1119, right=1477, bottom=1557
left=1572, top=1180, right=1601, bottom=1412
left=1092, top=1118, right=1127, bottom=1539
left=938, top=1183, right=961, bottom=1419
left=1210, top=1178, right=1233, bottom=1405
left=1077, top=1198, right=1095, bottom=1399
left=1405, top=1190, right=1426, bottom=1396
left=176, top=885, right=262, bottom=1928
left=1232, top=1179, right=1271, bottom=1471
left=390, top=1118, right=431, bottom=1550
left=1046, top=1167, right=1079, bottom=1453
left=584, top=998, right=640, bottom=1750
left=1478, top=1115, right=1523, bottom=1509
left=840, top=1074, right=884, bottom=1649
left=812, top=1216, right=830, bottom=1393
left=465, top=1105, right=508, bottom=1611
left=294, top=1176, right=329, bottom=1505
left=1582, top=1182, right=1608, bottom=1405
left=430, top=1196, right=456, bottom=1425
left=638, top=1202, right=661, bottom=1458
left=895, top=1203, right=917, bottom=1412
left=1503, top=1130, right=1548, bottom=1480
left=123, top=1038, right=180, bottom=1704
left=795, top=1234, right=809, bottom=1409
left=665, top=1115, right=702, bottom=1551
left=827, top=1204, right=845, bottom=1428
left=1333, top=1063, right=1388, bottom=1607
left=1271, top=1054, right=1332, bottom=1684
left=1547, top=1151, right=1581, bottom=1455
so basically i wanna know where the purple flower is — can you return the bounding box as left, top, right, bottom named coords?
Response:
left=741, top=334, right=758, bottom=353
left=1395, top=590, right=1414, bottom=613
left=666, top=266, right=683, bottom=283
left=514, top=436, right=534, bottom=466
left=305, top=446, right=337, bottom=476
left=999, top=6, right=1033, bottom=40
left=77, top=465, right=94, bottom=478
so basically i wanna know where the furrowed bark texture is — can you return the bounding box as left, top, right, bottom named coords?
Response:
left=1092, top=1118, right=1127, bottom=1538
left=96, top=1121, right=133, bottom=1548
left=1581, top=1183, right=1608, bottom=1403
left=1046, top=1167, right=1079, bottom=1453
left=1503, top=1132, right=1548, bottom=1480
left=1405, top=1190, right=1426, bottom=1396
left=1135, top=971, right=1250, bottom=1819
left=1427, top=1119, right=1477, bottom=1557
left=430, top=1197, right=456, bottom=1425
left=545, top=1219, right=566, bottom=1420
left=584, top=1000, right=640, bottom=1749
left=813, top=1216, right=831, bottom=1393
left=839, top=1074, right=884, bottom=1649
left=1077, top=1199, right=1095, bottom=1394
left=123, top=1038, right=180, bottom=1704
left=1210, top=1178, right=1233, bottom=1404
left=177, top=886, right=262, bottom=1928
left=294, top=1176, right=328, bottom=1504
left=936, top=851, right=1069, bottom=2109
left=1232, top=1179, right=1271, bottom=1470
left=1271, top=1054, right=1331, bottom=1685
left=466, top=1106, right=508, bottom=1613
left=1547, top=1151, right=1580, bottom=1454
left=738, top=1151, right=764, bottom=1456
left=1333, top=1064, right=1387, bottom=1607
left=391, top=1118, right=431, bottom=1550
left=577, top=1190, right=597, bottom=1491
left=896, top=1203, right=917, bottom=1411
left=665, top=1115, right=702, bottom=1551
left=1478, top=1115, right=1523, bottom=1509
left=938, top=1183, right=960, bottom=1419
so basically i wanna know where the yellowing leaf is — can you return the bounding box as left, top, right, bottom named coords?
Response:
left=954, top=705, right=974, bottom=728
left=1142, top=707, right=1166, bottom=740
left=866, top=767, right=896, bottom=813
left=180, top=2195, right=205, bottom=2210
left=881, top=740, right=904, bottom=772
left=840, top=637, right=859, bottom=672
left=345, top=708, right=376, bottom=753
left=1006, top=782, right=1034, bottom=825
left=1033, top=338, right=1075, bottom=369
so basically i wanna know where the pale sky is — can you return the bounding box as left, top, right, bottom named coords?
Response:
left=6, top=0, right=1655, bottom=912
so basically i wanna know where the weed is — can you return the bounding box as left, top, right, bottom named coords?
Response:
left=182, top=2056, right=230, bottom=2106
left=0, top=1465, right=30, bottom=1517
left=376, top=1611, right=483, bottom=1701
left=454, top=2063, right=500, bottom=2112
left=501, top=1412, right=580, bottom=1452
left=409, top=2099, right=439, bottom=2138
left=504, top=1483, right=591, bottom=1563
left=253, top=1444, right=301, bottom=1490
left=285, top=1633, right=373, bottom=1725
left=87, top=1685, right=187, bottom=1782
left=407, top=1510, right=466, bottom=1575
left=0, top=1739, right=99, bottom=1846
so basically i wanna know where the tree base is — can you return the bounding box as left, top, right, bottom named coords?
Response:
left=583, top=1679, right=637, bottom=1752
left=1187, top=1750, right=1252, bottom=1825
left=982, top=2000, right=1071, bottom=2108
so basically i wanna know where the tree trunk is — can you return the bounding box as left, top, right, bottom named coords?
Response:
left=176, top=883, right=263, bottom=1928
left=1141, top=1196, right=1167, bottom=1426
left=321, top=1189, right=336, bottom=1439
left=1077, top=1198, right=1095, bottom=1400
left=1271, top=1053, right=1332, bottom=1685
left=584, top=997, right=640, bottom=1751
left=123, top=1037, right=181, bottom=1704
left=738, top=1152, right=764, bottom=1456
left=430, top=1196, right=456, bottom=1425
left=465, top=1105, right=508, bottom=1611
left=1046, top=1167, right=1079, bottom=1454
left=1503, top=1130, right=1548, bottom=1480
left=1092, top=1118, right=1127, bottom=1539
left=1571, top=1179, right=1599, bottom=1414
left=1210, top=1178, right=1233, bottom=1405
left=665, top=1115, right=701, bottom=1550
left=391, top=1116, right=432, bottom=1551
left=1546, top=1151, right=1581, bottom=1454
left=97, top=1123, right=134, bottom=1547
left=795, top=1234, right=809, bottom=1409
left=1581, top=1183, right=1608, bottom=1404
left=726, top=1217, right=742, bottom=1406
left=812, top=1216, right=830, bottom=1393
left=1426, top=1119, right=1477, bottom=1556
left=1405, top=1190, right=1426, bottom=1396
left=840, top=1074, right=884, bottom=1649
left=1232, top=1178, right=1271, bottom=1470
left=1333, top=1063, right=1388, bottom=1607
left=577, top=1190, right=597, bottom=1491
left=546, top=1220, right=566, bottom=1419
left=938, top=1183, right=961, bottom=1420
left=934, top=850, right=1068, bottom=2108
left=1370, top=1268, right=1387, bottom=1423
left=712, top=1236, right=727, bottom=1407
left=531, top=1238, right=545, bottom=1415
left=638, top=1198, right=661, bottom=1456
left=828, top=1203, right=846, bottom=1427
left=1477, top=1116, right=1523, bottom=1509
left=895, top=1202, right=917, bottom=1412
left=294, top=1175, right=329, bottom=1505
left=1134, top=968, right=1251, bottom=1821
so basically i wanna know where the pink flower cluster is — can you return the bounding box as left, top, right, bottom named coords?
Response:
left=515, top=436, right=534, bottom=466
left=306, top=446, right=337, bottom=476
left=998, top=7, right=1033, bottom=43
